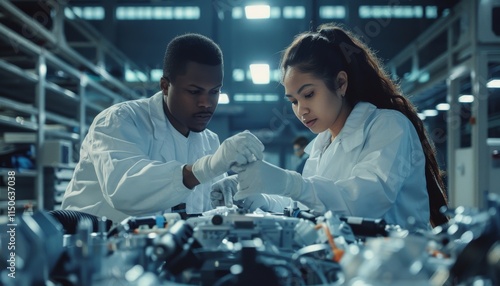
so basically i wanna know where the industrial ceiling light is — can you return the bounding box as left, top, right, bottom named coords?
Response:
left=423, top=109, right=438, bottom=117
left=219, top=93, right=230, bottom=104
left=245, top=5, right=270, bottom=19
left=458, top=94, right=474, bottom=103
left=232, top=69, right=245, bottom=82
left=436, top=103, right=450, bottom=111
left=249, top=64, right=270, bottom=84
left=487, top=79, right=500, bottom=88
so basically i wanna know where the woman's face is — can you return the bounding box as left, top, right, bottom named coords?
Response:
left=283, top=67, right=349, bottom=136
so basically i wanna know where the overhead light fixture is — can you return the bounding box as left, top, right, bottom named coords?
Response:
left=417, top=113, right=426, bottom=120
left=245, top=5, right=270, bottom=19
left=418, top=72, right=430, bottom=83
left=436, top=103, right=450, bottom=111
left=125, top=69, right=147, bottom=82
left=249, top=64, right=270, bottom=84
left=218, top=93, right=229, bottom=104
left=487, top=79, right=500, bottom=88
left=458, top=94, right=474, bottom=103
left=150, top=69, right=163, bottom=81
left=423, top=109, right=438, bottom=117
left=232, top=69, right=245, bottom=82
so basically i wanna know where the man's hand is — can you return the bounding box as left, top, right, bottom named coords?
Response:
left=210, top=175, right=238, bottom=208
left=192, top=130, right=264, bottom=183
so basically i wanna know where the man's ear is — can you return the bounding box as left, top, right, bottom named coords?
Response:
left=160, top=77, right=170, bottom=95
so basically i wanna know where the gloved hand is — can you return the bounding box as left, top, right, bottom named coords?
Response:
left=234, top=160, right=303, bottom=201
left=211, top=175, right=293, bottom=212
left=210, top=175, right=238, bottom=208
left=192, top=130, right=264, bottom=183
left=241, top=194, right=292, bottom=212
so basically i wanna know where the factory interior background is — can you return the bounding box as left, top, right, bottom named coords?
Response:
left=1, top=0, right=500, bottom=285
left=0, top=0, right=499, bottom=218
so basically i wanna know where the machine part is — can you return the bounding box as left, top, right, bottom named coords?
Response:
left=293, top=218, right=319, bottom=246
left=154, top=220, right=203, bottom=275
left=49, top=209, right=113, bottom=234
left=237, top=240, right=280, bottom=286
left=447, top=194, right=500, bottom=284
left=284, top=206, right=318, bottom=222
left=107, top=213, right=181, bottom=237
left=0, top=211, right=64, bottom=286
left=190, top=212, right=300, bottom=251
left=1, top=197, right=499, bottom=286
left=153, top=220, right=194, bottom=261
left=338, top=216, right=388, bottom=237
left=340, top=235, right=442, bottom=285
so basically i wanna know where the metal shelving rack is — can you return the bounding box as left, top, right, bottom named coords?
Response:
left=0, top=0, right=144, bottom=212
left=386, top=0, right=500, bottom=209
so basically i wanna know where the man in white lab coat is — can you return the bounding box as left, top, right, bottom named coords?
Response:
left=62, top=33, right=263, bottom=223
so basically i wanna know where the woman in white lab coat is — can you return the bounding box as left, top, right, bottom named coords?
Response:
left=217, top=23, right=449, bottom=230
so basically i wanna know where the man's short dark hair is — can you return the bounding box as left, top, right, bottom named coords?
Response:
left=293, top=136, right=309, bottom=148
left=163, top=33, right=223, bottom=82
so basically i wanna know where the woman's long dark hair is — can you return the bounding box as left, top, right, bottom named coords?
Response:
left=280, top=23, right=449, bottom=227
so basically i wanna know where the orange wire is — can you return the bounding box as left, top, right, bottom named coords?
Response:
left=315, top=223, right=344, bottom=262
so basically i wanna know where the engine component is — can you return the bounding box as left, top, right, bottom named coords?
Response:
left=1, top=196, right=499, bottom=285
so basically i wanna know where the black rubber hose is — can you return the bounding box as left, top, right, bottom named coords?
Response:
left=48, top=210, right=113, bottom=234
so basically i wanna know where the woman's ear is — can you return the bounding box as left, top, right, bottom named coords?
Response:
left=336, top=71, right=348, bottom=96
left=160, top=77, right=170, bottom=95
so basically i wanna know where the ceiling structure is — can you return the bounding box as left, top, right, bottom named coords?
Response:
left=2, top=0, right=471, bottom=166
left=55, top=0, right=461, bottom=135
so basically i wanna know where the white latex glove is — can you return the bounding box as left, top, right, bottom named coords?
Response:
left=234, top=160, right=303, bottom=201
left=210, top=175, right=238, bottom=208
left=241, top=194, right=292, bottom=213
left=192, top=130, right=264, bottom=183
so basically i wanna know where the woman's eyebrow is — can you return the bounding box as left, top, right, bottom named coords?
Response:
left=284, top=83, right=313, bottom=97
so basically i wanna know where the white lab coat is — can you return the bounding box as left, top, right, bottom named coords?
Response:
left=62, top=92, right=224, bottom=223
left=296, top=102, right=431, bottom=230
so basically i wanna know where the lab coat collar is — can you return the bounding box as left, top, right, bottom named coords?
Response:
left=149, top=91, right=170, bottom=140
left=337, top=102, right=377, bottom=153
left=148, top=91, right=203, bottom=143
left=308, top=102, right=377, bottom=157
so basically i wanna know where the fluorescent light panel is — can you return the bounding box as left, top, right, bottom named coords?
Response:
left=233, top=93, right=279, bottom=102
left=359, top=5, right=426, bottom=19
left=249, top=64, right=270, bottom=84
left=283, top=6, right=305, bottom=19
left=436, top=103, right=450, bottom=111
left=116, top=6, right=200, bottom=20
left=459, top=94, right=474, bottom=103
left=487, top=79, right=500, bottom=88
left=264, top=94, right=279, bottom=101
left=320, top=6, right=346, bottom=19
left=245, top=5, right=270, bottom=19
left=150, top=69, right=162, bottom=81
left=125, top=69, right=147, bottom=82
left=65, top=7, right=105, bottom=20
left=232, top=69, right=245, bottom=82
left=218, top=93, right=229, bottom=104
left=423, top=109, right=438, bottom=117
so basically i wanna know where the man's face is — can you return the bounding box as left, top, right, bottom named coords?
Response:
left=293, top=144, right=305, bottom=157
left=162, top=61, right=223, bottom=136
